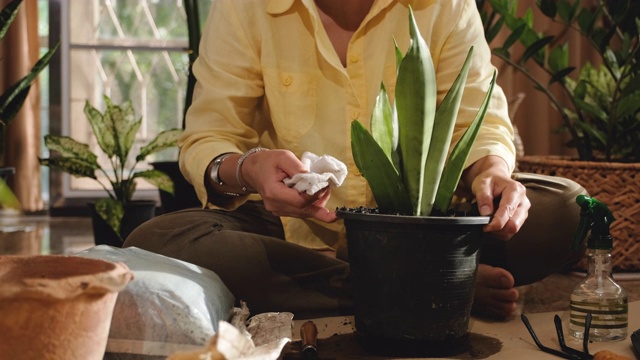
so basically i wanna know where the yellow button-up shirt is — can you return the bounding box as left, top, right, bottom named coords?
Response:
left=180, top=0, right=515, bottom=250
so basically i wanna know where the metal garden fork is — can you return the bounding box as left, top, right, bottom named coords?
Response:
left=521, top=313, right=594, bottom=360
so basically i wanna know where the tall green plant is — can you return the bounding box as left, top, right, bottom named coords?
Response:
left=351, top=7, right=496, bottom=216
left=479, top=0, right=640, bottom=162
left=39, top=95, right=183, bottom=239
left=0, top=0, right=58, bottom=209
left=0, top=0, right=58, bottom=157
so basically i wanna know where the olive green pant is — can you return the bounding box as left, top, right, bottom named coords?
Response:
left=123, top=173, right=586, bottom=319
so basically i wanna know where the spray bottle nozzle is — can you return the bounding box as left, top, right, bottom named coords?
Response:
left=571, top=195, right=615, bottom=250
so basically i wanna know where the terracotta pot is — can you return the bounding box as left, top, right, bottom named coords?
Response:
left=0, top=255, right=133, bottom=360
left=337, top=210, right=489, bottom=357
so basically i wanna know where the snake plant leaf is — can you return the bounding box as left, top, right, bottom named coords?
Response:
left=137, top=128, right=183, bottom=161
left=39, top=157, right=98, bottom=179
left=133, top=169, right=175, bottom=194
left=393, top=38, right=403, bottom=74
left=351, top=120, right=412, bottom=215
left=433, top=71, right=497, bottom=214
left=0, top=44, right=59, bottom=126
left=0, top=83, right=29, bottom=129
left=0, top=0, right=20, bottom=39
left=94, top=198, right=124, bottom=240
left=370, top=83, right=396, bottom=164
left=395, top=5, right=437, bottom=215
left=419, top=47, right=474, bottom=216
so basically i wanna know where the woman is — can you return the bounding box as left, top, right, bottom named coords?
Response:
left=125, top=0, right=586, bottom=319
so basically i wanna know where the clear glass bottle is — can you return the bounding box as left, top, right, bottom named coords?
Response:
left=569, top=195, right=627, bottom=342
left=569, top=248, right=628, bottom=341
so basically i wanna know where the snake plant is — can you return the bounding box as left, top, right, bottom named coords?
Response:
left=0, top=0, right=58, bottom=210
left=39, top=95, right=183, bottom=239
left=351, top=6, right=496, bottom=216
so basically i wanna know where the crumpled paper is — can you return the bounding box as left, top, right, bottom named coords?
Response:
left=283, top=152, right=347, bottom=195
left=167, top=303, right=293, bottom=360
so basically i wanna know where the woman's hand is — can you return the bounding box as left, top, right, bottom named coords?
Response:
left=241, top=149, right=337, bottom=223
left=463, top=156, right=530, bottom=240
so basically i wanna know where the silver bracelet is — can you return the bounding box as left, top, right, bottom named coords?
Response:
left=236, top=147, right=268, bottom=193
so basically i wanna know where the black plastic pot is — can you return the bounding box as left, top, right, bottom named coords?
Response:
left=89, top=200, right=156, bottom=247
left=337, top=210, right=490, bottom=357
left=151, top=161, right=200, bottom=214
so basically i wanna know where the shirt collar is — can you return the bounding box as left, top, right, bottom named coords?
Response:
left=267, top=0, right=410, bottom=15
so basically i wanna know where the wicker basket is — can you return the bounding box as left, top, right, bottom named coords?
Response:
left=516, top=155, right=640, bottom=272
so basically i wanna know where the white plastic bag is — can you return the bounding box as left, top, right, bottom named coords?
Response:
left=77, top=245, right=235, bottom=358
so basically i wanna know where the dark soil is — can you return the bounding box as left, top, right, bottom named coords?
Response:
left=337, top=202, right=481, bottom=217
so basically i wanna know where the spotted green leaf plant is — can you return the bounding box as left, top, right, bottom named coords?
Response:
left=39, top=95, right=183, bottom=239
left=351, top=6, right=496, bottom=216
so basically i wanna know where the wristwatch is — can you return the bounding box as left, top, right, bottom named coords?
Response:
left=210, top=153, right=233, bottom=186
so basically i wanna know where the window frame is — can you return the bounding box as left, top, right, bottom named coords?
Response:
left=46, top=0, right=192, bottom=210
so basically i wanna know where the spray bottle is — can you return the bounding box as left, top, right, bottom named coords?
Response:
left=569, top=195, right=628, bottom=341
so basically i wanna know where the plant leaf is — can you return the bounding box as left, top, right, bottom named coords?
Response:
left=433, top=71, right=497, bottom=215
left=38, top=157, right=98, bottom=179
left=420, top=47, right=474, bottom=216
left=0, top=44, right=59, bottom=125
left=616, top=91, right=640, bottom=119
left=501, top=23, right=525, bottom=50
left=137, top=128, right=183, bottom=161
left=538, top=0, right=557, bottom=19
left=106, top=97, right=139, bottom=161
left=84, top=100, right=116, bottom=157
left=133, top=169, right=175, bottom=194
left=549, top=67, right=575, bottom=85
left=350, top=120, right=412, bottom=215
left=0, top=0, right=21, bottom=39
left=43, top=134, right=99, bottom=165
left=548, top=44, right=569, bottom=73
left=0, top=177, right=21, bottom=210
left=94, top=198, right=124, bottom=240
left=370, top=84, right=395, bottom=163
left=521, top=36, right=553, bottom=64
left=395, top=6, right=437, bottom=215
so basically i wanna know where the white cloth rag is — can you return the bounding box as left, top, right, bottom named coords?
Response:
left=282, top=152, right=348, bottom=195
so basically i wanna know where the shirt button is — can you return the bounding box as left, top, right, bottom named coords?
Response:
left=282, top=75, right=292, bottom=86
left=349, top=54, right=359, bottom=63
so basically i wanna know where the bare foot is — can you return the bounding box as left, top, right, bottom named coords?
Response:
left=472, top=264, right=519, bottom=319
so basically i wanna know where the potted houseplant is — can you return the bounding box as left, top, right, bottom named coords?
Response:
left=0, top=0, right=58, bottom=210
left=478, top=0, right=640, bottom=271
left=336, top=7, right=496, bottom=357
left=39, top=95, right=183, bottom=247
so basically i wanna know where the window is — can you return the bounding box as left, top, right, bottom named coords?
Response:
left=44, top=0, right=210, bottom=207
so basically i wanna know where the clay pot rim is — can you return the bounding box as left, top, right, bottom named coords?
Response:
left=0, top=255, right=133, bottom=300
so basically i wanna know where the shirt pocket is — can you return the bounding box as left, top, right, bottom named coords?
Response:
left=263, top=68, right=318, bottom=141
